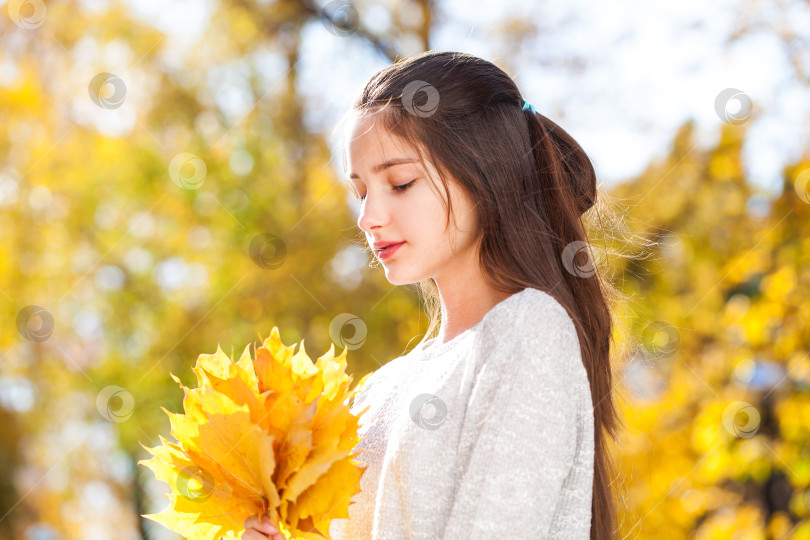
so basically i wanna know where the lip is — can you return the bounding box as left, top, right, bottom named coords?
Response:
left=376, top=241, right=405, bottom=260
left=373, top=240, right=404, bottom=250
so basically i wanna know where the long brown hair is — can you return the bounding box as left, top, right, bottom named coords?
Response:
left=341, top=50, right=631, bottom=540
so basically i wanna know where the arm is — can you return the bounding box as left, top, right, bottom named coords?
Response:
left=440, top=299, right=582, bottom=539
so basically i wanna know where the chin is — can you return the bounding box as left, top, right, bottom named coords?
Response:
left=384, top=275, right=412, bottom=286
left=383, top=269, right=422, bottom=287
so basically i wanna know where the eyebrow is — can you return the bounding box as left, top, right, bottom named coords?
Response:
left=348, top=157, right=418, bottom=180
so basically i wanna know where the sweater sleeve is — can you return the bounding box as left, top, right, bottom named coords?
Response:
left=440, top=294, right=583, bottom=539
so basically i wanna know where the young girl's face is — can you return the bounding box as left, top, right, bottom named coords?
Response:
left=345, top=113, right=480, bottom=286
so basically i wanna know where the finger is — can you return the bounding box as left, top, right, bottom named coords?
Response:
left=244, top=514, right=260, bottom=529
left=242, top=531, right=269, bottom=540
left=258, top=515, right=279, bottom=536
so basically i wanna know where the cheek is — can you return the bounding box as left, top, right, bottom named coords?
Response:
left=448, top=187, right=478, bottom=232
left=403, top=195, right=447, bottom=236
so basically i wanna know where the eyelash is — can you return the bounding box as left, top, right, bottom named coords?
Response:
left=357, top=180, right=415, bottom=202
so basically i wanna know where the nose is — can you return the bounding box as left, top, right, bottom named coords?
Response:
left=356, top=192, right=389, bottom=234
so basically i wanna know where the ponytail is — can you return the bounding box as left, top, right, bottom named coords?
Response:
left=523, top=105, right=621, bottom=540
left=524, top=108, right=597, bottom=217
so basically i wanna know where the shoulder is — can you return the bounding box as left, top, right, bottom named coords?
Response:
left=481, top=287, right=582, bottom=383
left=490, top=287, right=579, bottom=347
left=517, top=287, right=578, bottom=335
left=349, top=352, right=408, bottom=410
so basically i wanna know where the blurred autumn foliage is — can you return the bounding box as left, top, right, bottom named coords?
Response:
left=0, top=0, right=808, bottom=539
left=604, top=122, right=810, bottom=539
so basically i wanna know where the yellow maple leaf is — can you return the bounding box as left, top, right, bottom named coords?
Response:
left=139, top=326, right=372, bottom=539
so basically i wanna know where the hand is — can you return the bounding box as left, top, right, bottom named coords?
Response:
left=243, top=514, right=285, bottom=540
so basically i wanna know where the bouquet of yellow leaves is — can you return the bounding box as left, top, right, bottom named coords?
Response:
left=138, top=327, right=372, bottom=540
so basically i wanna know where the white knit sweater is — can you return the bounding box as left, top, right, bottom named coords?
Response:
left=329, top=287, right=594, bottom=539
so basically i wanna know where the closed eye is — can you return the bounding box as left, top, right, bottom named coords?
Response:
left=357, top=179, right=416, bottom=202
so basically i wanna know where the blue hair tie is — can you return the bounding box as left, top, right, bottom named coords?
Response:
left=521, top=98, right=536, bottom=114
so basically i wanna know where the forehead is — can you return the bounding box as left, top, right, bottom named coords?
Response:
left=346, top=114, right=417, bottom=170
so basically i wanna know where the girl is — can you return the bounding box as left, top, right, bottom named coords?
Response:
left=245, top=50, right=622, bottom=540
